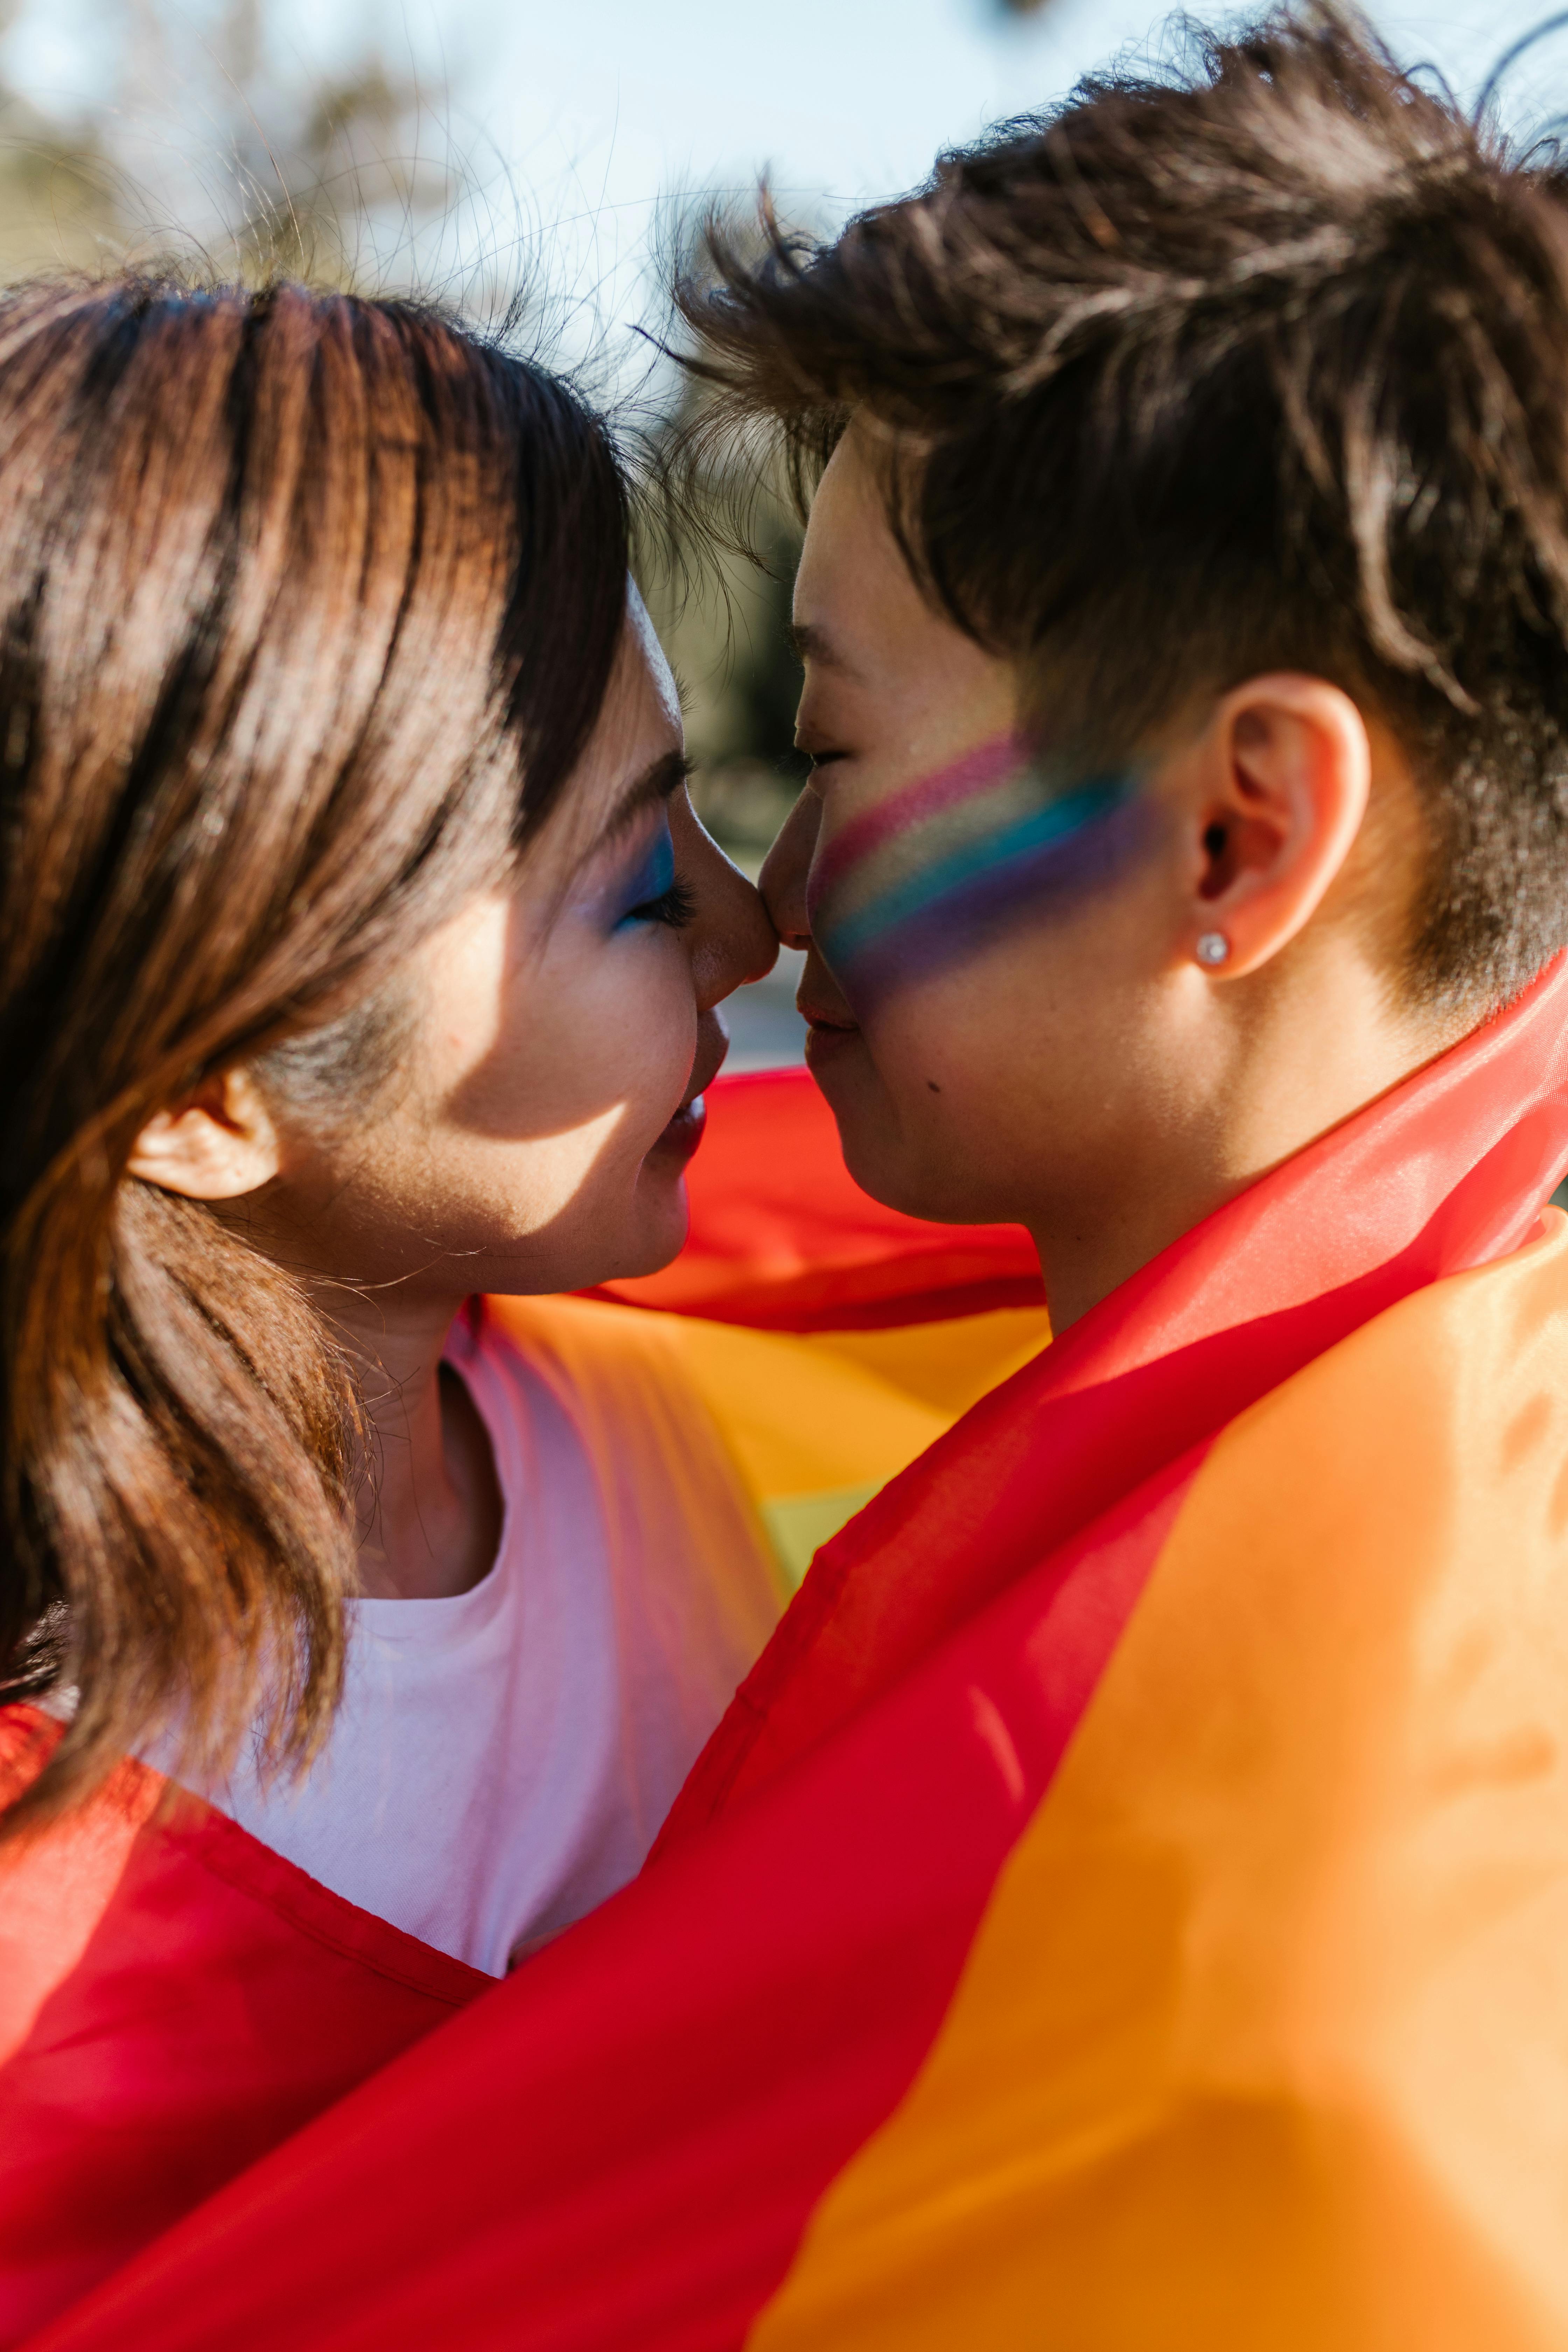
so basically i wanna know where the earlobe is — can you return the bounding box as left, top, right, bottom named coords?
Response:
left=126, top=1069, right=283, bottom=1202
left=1187, top=674, right=1372, bottom=978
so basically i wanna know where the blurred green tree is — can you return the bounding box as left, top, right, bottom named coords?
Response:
left=0, top=0, right=448, bottom=285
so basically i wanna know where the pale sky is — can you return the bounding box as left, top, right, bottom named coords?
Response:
left=6, top=0, right=1568, bottom=359
left=5, top=0, right=1562, bottom=1069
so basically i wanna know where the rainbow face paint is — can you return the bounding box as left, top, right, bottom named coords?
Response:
left=807, top=730, right=1145, bottom=1013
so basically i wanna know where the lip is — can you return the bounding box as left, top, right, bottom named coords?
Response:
left=797, top=993, right=856, bottom=1030
left=686, top=1016, right=732, bottom=1103
left=647, top=1092, right=707, bottom=1166
left=647, top=1020, right=730, bottom=1167
left=802, top=1007, right=862, bottom=1073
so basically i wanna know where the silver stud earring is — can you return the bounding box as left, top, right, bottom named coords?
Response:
left=1195, top=931, right=1230, bottom=967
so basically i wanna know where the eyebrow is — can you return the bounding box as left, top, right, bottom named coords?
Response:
left=786, top=620, right=857, bottom=677
left=599, top=747, right=694, bottom=846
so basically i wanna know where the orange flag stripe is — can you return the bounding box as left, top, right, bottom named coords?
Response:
left=747, top=1212, right=1568, bottom=2350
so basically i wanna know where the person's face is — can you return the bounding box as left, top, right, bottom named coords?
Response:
left=765, top=431, right=1183, bottom=1232
left=260, top=597, right=776, bottom=1301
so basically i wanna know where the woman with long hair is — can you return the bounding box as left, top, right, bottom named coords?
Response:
left=0, top=273, right=785, bottom=2333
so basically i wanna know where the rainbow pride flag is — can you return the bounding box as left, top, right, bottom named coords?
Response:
left=18, top=960, right=1568, bottom=2351
left=0, top=1071, right=1045, bottom=2345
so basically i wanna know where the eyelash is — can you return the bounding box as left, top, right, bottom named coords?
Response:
left=629, top=876, right=697, bottom=930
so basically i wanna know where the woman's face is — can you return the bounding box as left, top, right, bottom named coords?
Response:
left=765, top=432, right=1186, bottom=1235
left=255, top=598, right=776, bottom=1303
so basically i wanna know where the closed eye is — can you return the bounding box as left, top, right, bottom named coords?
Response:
left=613, top=816, right=695, bottom=933
left=623, top=875, right=696, bottom=930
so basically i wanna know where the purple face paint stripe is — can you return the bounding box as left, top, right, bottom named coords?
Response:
left=821, top=771, right=1044, bottom=930
left=819, top=774, right=1134, bottom=973
left=839, top=792, right=1153, bottom=1011
left=808, top=730, right=1034, bottom=910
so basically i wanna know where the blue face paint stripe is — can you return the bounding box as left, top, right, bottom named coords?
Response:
left=819, top=774, right=1134, bottom=972
left=614, top=824, right=677, bottom=928
left=810, top=730, right=1034, bottom=905
left=844, top=793, right=1151, bottom=1005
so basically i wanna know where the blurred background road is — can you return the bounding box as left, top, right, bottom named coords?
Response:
left=2, top=0, right=1560, bottom=1066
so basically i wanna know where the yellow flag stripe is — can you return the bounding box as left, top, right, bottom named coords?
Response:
left=748, top=1215, right=1568, bottom=2350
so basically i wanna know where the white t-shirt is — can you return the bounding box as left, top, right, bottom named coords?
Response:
left=206, top=1298, right=781, bottom=1976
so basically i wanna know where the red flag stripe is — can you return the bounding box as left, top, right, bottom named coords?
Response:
left=33, top=1451, right=1201, bottom=2352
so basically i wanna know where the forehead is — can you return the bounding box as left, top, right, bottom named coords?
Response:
left=794, top=439, right=932, bottom=674
left=528, top=589, right=684, bottom=886
left=795, top=436, right=1016, bottom=723
left=626, top=578, right=681, bottom=733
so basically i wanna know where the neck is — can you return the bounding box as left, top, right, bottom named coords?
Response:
left=1030, top=955, right=1466, bottom=1334
left=321, top=1286, right=502, bottom=1602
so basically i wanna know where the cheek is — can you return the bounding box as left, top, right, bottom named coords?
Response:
left=547, top=941, right=698, bottom=1140
left=812, top=762, right=1152, bottom=1027
left=845, top=916, right=1132, bottom=1167
left=367, top=904, right=697, bottom=1247
left=436, top=923, right=693, bottom=1143
left=476, top=1104, right=645, bottom=1235
left=265, top=916, right=704, bottom=1294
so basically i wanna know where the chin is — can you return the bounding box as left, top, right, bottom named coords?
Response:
left=824, top=1087, right=951, bottom=1224
left=606, top=1170, right=692, bottom=1281
left=816, top=1041, right=1004, bottom=1228
left=839, top=1129, right=966, bottom=1224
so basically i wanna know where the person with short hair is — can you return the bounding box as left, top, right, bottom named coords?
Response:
left=28, top=15, right=1568, bottom=2350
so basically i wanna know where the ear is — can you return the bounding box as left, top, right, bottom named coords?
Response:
left=126, top=1068, right=282, bottom=1201
left=1180, top=673, right=1371, bottom=978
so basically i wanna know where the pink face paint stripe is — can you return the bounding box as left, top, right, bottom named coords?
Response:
left=809, top=730, right=1034, bottom=905
left=820, top=771, right=1036, bottom=926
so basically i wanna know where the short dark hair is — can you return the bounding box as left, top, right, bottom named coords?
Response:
left=0, top=277, right=629, bottom=1835
left=676, top=5, right=1568, bottom=1011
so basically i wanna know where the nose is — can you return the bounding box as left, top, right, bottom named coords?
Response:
left=671, top=789, right=778, bottom=1012
left=758, top=786, right=820, bottom=954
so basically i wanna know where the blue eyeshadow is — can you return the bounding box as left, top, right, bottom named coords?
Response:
left=614, top=824, right=677, bottom=928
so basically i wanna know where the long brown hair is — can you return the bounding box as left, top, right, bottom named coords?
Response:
left=0, top=276, right=630, bottom=1834
left=676, top=5, right=1568, bottom=1012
